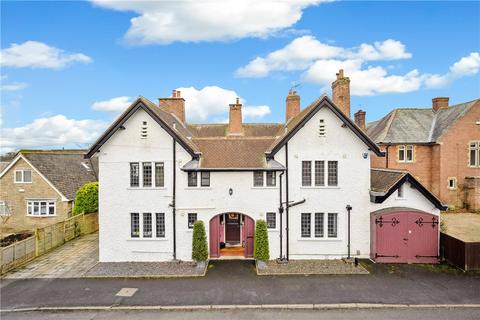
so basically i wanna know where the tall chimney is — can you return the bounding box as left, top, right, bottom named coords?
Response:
left=432, top=97, right=449, bottom=112
left=286, top=90, right=300, bottom=122
left=159, top=89, right=186, bottom=122
left=228, top=97, right=243, bottom=135
left=354, top=109, right=366, bottom=130
left=332, top=69, right=351, bottom=118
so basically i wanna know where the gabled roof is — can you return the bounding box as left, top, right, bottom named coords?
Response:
left=266, top=95, right=384, bottom=156
left=370, top=168, right=446, bottom=210
left=85, top=96, right=200, bottom=158
left=367, top=99, right=479, bottom=144
left=0, top=150, right=98, bottom=200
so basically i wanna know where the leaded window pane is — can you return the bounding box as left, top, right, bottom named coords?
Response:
left=328, top=213, right=338, bottom=238
left=301, top=213, right=311, bottom=237
left=188, top=213, right=197, bottom=229
left=266, top=212, right=276, bottom=229
left=201, top=172, right=210, bottom=187
left=314, top=161, right=325, bottom=186
left=131, top=213, right=140, bottom=238
left=156, top=213, right=165, bottom=238
left=302, top=161, right=311, bottom=186
left=143, top=162, right=152, bottom=187
left=328, top=161, right=338, bottom=186
left=188, top=172, right=198, bottom=187
left=253, top=171, right=264, bottom=187
left=266, top=171, right=276, bottom=186
left=143, top=213, right=152, bottom=238
left=315, top=212, right=324, bottom=238
left=130, top=163, right=139, bottom=187
left=155, top=162, right=164, bottom=187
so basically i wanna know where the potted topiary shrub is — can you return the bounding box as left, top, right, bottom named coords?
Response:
left=192, top=220, right=208, bottom=269
left=73, top=182, right=98, bottom=215
left=254, top=219, right=270, bottom=269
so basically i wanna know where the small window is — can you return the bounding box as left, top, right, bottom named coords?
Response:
left=130, top=163, right=139, bottom=187
left=141, top=121, right=148, bottom=138
left=397, top=184, right=404, bottom=198
left=301, top=213, right=311, bottom=238
left=302, top=161, right=312, bottom=186
left=448, top=177, right=457, bottom=190
left=156, top=213, right=165, bottom=238
left=398, top=145, right=414, bottom=162
left=14, top=170, right=32, bottom=183
left=143, top=213, right=152, bottom=238
left=266, top=171, right=276, bottom=187
left=314, top=212, right=324, bottom=238
left=143, top=162, right=152, bottom=187
left=328, top=213, right=338, bottom=238
left=398, top=145, right=405, bottom=162
left=470, top=142, right=479, bottom=167
left=266, top=212, right=276, bottom=229
left=26, top=200, right=55, bottom=216
left=318, top=119, right=326, bottom=137
left=406, top=145, right=414, bottom=162
left=188, top=172, right=198, bottom=187
left=188, top=213, right=197, bottom=229
left=314, top=161, right=325, bottom=186
left=253, top=171, right=264, bottom=187
left=327, top=161, right=338, bottom=186
left=201, top=172, right=210, bottom=187
left=155, top=162, right=164, bottom=187
left=131, top=213, right=140, bottom=238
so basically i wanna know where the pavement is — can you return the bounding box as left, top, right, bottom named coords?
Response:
left=442, top=212, right=480, bottom=242
left=2, top=308, right=480, bottom=320
left=2, top=232, right=98, bottom=279
left=1, top=260, right=479, bottom=310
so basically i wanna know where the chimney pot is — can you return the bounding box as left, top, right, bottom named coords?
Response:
left=332, top=69, right=351, bottom=118
left=432, top=97, right=449, bottom=112
left=354, top=109, right=366, bottom=130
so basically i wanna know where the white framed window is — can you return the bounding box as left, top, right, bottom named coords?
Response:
left=142, top=162, right=152, bottom=187
left=301, top=212, right=338, bottom=239
left=328, top=213, right=338, bottom=238
left=448, top=177, right=457, bottom=190
left=188, top=213, right=197, bottom=229
left=398, top=145, right=414, bottom=162
left=253, top=171, right=276, bottom=187
left=266, top=212, right=276, bottom=229
left=253, top=171, right=264, bottom=187
left=302, top=160, right=338, bottom=187
left=131, top=212, right=165, bottom=238
left=27, top=200, right=56, bottom=216
left=302, top=161, right=312, bottom=186
left=314, top=212, right=324, bottom=238
left=201, top=172, right=210, bottom=187
left=188, top=172, right=198, bottom=187
left=130, top=163, right=139, bottom=187
left=469, top=142, right=480, bottom=167
left=14, top=170, right=32, bottom=183
left=130, top=161, right=166, bottom=188
left=155, top=162, right=165, bottom=187
left=266, top=171, right=276, bottom=187
left=301, top=213, right=311, bottom=237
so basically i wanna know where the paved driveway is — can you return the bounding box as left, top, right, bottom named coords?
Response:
left=2, top=232, right=98, bottom=279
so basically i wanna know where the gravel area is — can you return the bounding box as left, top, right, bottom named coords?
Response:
left=84, top=261, right=207, bottom=278
left=257, top=259, right=369, bottom=275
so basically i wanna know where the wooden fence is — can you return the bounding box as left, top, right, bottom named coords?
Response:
left=441, top=232, right=480, bottom=271
left=1, top=212, right=98, bottom=274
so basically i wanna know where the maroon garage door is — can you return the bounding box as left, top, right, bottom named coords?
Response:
left=371, top=210, right=439, bottom=263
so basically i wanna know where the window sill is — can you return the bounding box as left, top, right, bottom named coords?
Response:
left=267, top=229, right=279, bottom=232
left=300, top=186, right=340, bottom=189
left=298, top=237, right=342, bottom=242
left=184, top=187, right=212, bottom=190
left=127, top=187, right=167, bottom=190
left=26, top=215, right=57, bottom=218
left=14, top=182, right=33, bottom=184
left=251, top=186, right=278, bottom=189
left=127, top=238, right=169, bottom=241
left=395, top=197, right=407, bottom=200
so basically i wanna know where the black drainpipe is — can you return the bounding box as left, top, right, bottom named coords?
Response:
left=385, top=144, right=390, bottom=168
left=285, top=142, right=290, bottom=261
left=172, top=139, right=177, bottom=260
left=278, top=171, right=285, bottom=260
left=346, top=205, right=352, bottom=259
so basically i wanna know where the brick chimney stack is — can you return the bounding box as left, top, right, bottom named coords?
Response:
left=354, top=109, right=366, bottom=130
left=228, top=97, right=243, bottom=135
left=332, top=69, right=351, bottom=118
left=286, top=89, right=300, bottom=123
left=159, top=89, right=186, bottom=122
left=432, top=97, right=449, bottom=112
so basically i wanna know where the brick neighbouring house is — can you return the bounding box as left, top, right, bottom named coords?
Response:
left=0, top=150, right=98, bottom=236
left=362, top=97, right=480, bottom=211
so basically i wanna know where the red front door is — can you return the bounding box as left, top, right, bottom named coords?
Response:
left=243, top=216, right=255, bottom=258
left=209, top=215, right=220, bottom=258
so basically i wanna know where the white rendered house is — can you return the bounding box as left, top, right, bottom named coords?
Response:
left=86, top=72, right=445, bottom=263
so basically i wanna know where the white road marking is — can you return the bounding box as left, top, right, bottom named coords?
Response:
left=116, top=288, right=138, bottom=297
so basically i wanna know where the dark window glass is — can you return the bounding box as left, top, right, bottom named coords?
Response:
left=406, top=145, right=414, bottom=161
left=328, top=213, right=338, bottom=238
left=155, top=162, right=164, bottom=187
left=266, top=171, right=276, bottom=186
left=188, top=213, right=197, bottom=229
left=156, top=213, right=165, bottom=238
left=131, top=213, right=140, bottom=238
left=201, top=171, right=210, bottom=187
left=314, top=161, right=325, bottom=186
left=188, top=172, right=198, bottom=187
left=301, top=213, right=311, bottom=237
left=302, top=161, right=312, bottom=186
left=471, top=149, right=477, bottom=166
left=253, top=171, right=264, bottom=187
left=143, top=162, right=152, bottom=187
left=130, top=163, right=139, bottom=187
left=266, top=212, right=276, bottom=229
left=143, top=213, right=152, bottom=238
left=314, top=212, right=324, bottom=237
left=327, top=161, right=338, bottom=186
left=398, top=146, right=405, bottom=161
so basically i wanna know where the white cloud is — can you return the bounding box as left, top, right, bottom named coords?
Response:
left=237, top=35, right=479, bottom=96
left=0, top=75, right=28, bottom=92
left=0, top=115, right=107, bottom=152
left=91, top=96, right=133, bottom=112
left=90, top=0, right=325, bottom=45
left=0, top=41, right=92, bottom=69
left=176, top=86, right=270, bottom=122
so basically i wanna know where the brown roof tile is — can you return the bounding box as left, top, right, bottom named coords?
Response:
left=370, top=168, right=407, bottom=193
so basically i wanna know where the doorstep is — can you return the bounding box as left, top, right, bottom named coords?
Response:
left=256, top=259, right=369, bottom=275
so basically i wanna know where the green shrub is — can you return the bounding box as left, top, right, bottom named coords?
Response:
left=192, top=220, right=208, bottom=262
left=254, top=219, right=270, bottom=261
left=73, top=182, right=98, bottom=215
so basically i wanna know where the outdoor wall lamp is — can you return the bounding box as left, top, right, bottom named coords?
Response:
left=229, top=188, right=233, bottom=196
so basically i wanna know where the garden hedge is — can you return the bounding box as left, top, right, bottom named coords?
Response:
left=254, top=219, right=270, bottom=261
left=73, top=182, right=98, bottom=215
left=192, top=220, right=208, bottom=261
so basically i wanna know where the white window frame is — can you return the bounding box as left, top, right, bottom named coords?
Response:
left=188, top=213, right=198, bottom=229
left=129, top=161, right=166, bottom=189
left=266, top=212, right=276, bottom=229
left=300, top=211, right=339, bottom=240
left=130, top=212, right=166, bottom=239
left=14, top=170, right=32, bottom=183
left=447, top=177, right=457, bottom=190
left=398, top=145, right=414, bottom=163
left=301, top=160, right=338, bottom=188
left=469, top=141, right=480, bottom=167
left=26, top=200, right=56, bottom=217
left=252, top=171, right=276, bottom=188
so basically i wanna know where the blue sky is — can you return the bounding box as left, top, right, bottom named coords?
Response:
left=1, top=1, right=479, bottom=152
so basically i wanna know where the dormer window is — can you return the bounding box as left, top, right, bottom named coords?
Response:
left=141, top=121, right=148, bottom=139
left=318, top=119, right=326, bottom=137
